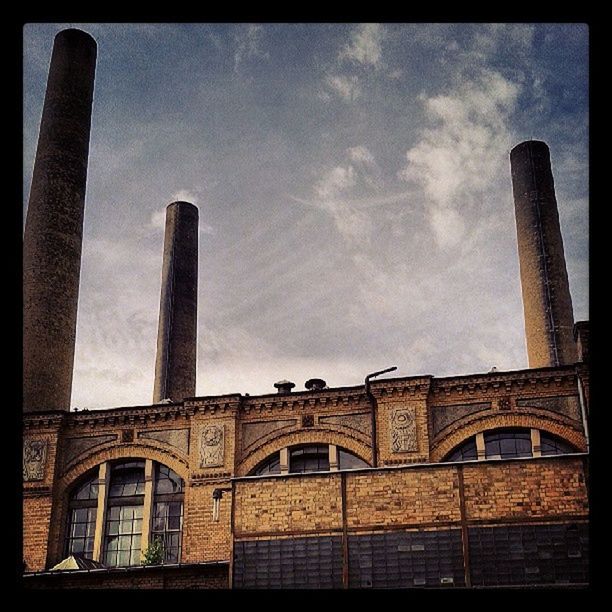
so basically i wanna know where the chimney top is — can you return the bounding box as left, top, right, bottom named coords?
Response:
left=305, top=378, right=327, bottom=391
left=274, top=380, right=295, bottom=394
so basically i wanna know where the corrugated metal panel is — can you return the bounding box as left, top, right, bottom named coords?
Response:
left=348, top=529, right=465, bottom=589
left=233, top=536, right=343, bottom=589
left=468, top=523, right=589, bottom=586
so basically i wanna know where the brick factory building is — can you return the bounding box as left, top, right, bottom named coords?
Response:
left=22, top=29, right=590, bottom=589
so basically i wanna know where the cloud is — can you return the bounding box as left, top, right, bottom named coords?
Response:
left=398, top=70, right=521, bottom=249
left=149, top=199, right=215, bottom=235
left=234, top=24, right=269, bottom=71
left=323, top=74, right=361, bottom=102
left=340, top=23, right=384, bottom=68
left=171, top=189, right=199, bottom=205
left=295, top=145, right=391, bottom=245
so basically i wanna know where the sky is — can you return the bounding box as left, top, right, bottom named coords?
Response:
left=23, top=23, right=589, bottom=410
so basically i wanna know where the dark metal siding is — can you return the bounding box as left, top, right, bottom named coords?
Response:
left=348, top=529, right=465, bottom=588
left=469, top=523, right=589, bottom=586
left=233, top=536, right=343, bottom=589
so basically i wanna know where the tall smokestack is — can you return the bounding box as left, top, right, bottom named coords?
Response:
left=23, top=29, right=97, bottom=412
left=510, top=140, right=577, bottom=368
left=153, top=202, right=199, bottom=403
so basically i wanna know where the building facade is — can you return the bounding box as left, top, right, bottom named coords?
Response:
left=23, top=28, right=590, bottom=589
left=23, top=356, right=590, bottom=588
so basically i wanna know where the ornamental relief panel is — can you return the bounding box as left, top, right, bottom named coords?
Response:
left=389, top=407, right=418, bottom=453
left=23, top=438, right=48, bottom=481
left=199, top=424, right=225, bottom=468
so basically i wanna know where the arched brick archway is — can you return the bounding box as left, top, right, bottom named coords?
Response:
left=430, top=413, right=586, bottom=462
left=237, top=428, right=371, bottom=476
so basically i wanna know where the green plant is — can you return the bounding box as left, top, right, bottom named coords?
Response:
left=142, top=537, right=165, bottom=565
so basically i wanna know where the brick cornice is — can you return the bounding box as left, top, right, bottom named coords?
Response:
left=23, top=413, right=65, bottom=430
left=240, top=391, right=369, bottom=413
left=430, top=368, right=577, bottom=396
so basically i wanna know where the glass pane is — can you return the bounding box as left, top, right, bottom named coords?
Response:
left=84, top=538, right=95, bottom=556
left=338, top=449, right=369, bottom=469
left=252, top=453, right=280, bottom=476
left=106, top=536, right=118, bottom=551
left=168, top=515, right=181, bottom=530
left=73, top=522, right=86, bottom=537
left=154, top=502, right=168, bottom=518
left=74, top=508, right=88, bottom=522
left=153, top=517, right=165, bottom=531
left=105, top=551, right=117, bottom=567
left=118, top=535, right=132, bottom=551
left=72, top=539, right=84, bottom=553
left=133, top=506, right=143, bottom=519
left=108, top=521, right=119, bottom=536
left=118, top=550, right=130, bottom=566
left=540, top=433, right=574, bottom=456
left=169, top=502, right=182, bottom=517
left=109, top=464, right=145, bottom=498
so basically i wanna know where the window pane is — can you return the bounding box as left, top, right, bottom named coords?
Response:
left=107, top=536, right=118, bottom=551
left=153, top=517, right=165, bottom=531
left=108, top=463, right=145, bottom=498
left=484, top=429, right=533, bottom=459
left=105, top=551, right=117, bottom=567
left=540, top=433, right=575, bottom=456
left=155, top=465, right=184, bottom=494
left=289, top=445, right=329, bottom=473
left=251, top=453, right=281, bottom=476
left=168, top=515, right=181, bottom=530
left=169, top=502, right=182, bottom=517
left=118, top=550, right=130, bottom=566
left=72, top=539, right=84, bottom=553
left=73, top=522, right=86, bottom=537
left=338, top=449, right=369, bottom=469
left=108, top=521, right=119, bottom=536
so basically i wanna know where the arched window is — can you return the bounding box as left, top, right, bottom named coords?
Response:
left=337, top=448, right=369, bottom=470
left=64, top=460, right=185, bottom=567
left=445, top=438, right=478, bottom=462
left=252, top=452, right=281, bottom=476
left=65, top=472, right=98, bottom=558
left=442, top=428, right=577, bottom=462
left=289, top=445, right=329, bottom=473
left=484, top=429, right=532, bottom=459
left=540, top=432, right=577, bottom=456
left=248, top=444, right=370, bottom=475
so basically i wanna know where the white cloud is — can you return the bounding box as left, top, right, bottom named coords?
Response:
left=399, top=70, right=521, bottom=249
left=324, top=74, right=361, bottom=102
left=340, top=23, right=384, bottom=67
left=171, top=189, right=199, bottom=205
left=234, top=24, right=269, bottom=71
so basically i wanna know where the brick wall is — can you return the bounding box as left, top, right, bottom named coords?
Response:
left=23, top=495, right=54, bottom=571
left=463, top=457, right=589, bottom=520
left=234, top=474, right=342, bottom=535
left=234, top=456, right=588, bottom=538
left=182, top=482, right=232, bottom=563
left=345, top=466, right=461, bottom=528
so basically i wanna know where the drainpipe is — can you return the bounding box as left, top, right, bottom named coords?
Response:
left=365, top=366, right=397, bottom=468
left=576, top=368, right=590, bottom=453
